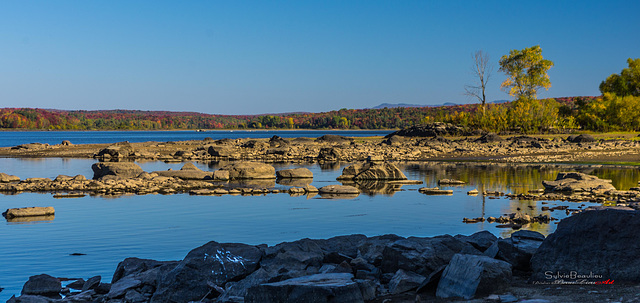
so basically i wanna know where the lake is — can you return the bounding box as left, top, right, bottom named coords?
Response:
left=1, top=131, right=639, bottom=300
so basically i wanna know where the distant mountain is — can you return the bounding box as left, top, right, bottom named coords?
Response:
left=371, top=102, right=460, bottom=109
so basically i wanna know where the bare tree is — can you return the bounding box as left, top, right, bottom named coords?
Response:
left=465, top=50, right=493, bottom=115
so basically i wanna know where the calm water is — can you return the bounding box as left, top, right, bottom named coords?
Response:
left=1, top=132, right=639, bottom=300
left=0, top=130, right=393, bottom=148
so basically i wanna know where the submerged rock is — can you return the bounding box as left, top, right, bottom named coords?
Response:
left=276, top=168, right=313, bottom=179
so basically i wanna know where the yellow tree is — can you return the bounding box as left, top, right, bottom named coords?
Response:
left=499, top=45, right=554, bottom=100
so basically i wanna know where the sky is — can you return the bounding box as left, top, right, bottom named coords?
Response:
left=0, top=1, right=638, bottom=115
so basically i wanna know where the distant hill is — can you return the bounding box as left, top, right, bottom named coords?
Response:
left=372, top=102, right=459, bottom=109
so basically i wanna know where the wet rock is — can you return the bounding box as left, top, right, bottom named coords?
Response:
left=542, top=172, right=616, bottom=192
left=436, top=254, right=512, bottom=299
left=245, top=273, right=364, bottom=303
left=21, top=274, right=61, bottom=297
left=531, top=209, right=640, bottom=283
left=91, top=162, right=144, bottom=180
left=218, top=162, right=276, bottom=179
left=152, top=241, right=263, bottom=303
left=337, top=161, right=407, bottom=181
left=276, top=168, right=313, bottom=179
left=3, top=207, right=55, bottom=219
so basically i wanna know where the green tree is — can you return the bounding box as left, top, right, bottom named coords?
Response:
left=499, top=45, right=554, bottom=100
left=600, top=58, right=640, bottom=96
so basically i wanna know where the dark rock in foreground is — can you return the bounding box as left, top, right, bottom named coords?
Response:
left=245, top=273, right=364, bottom=303
left=531, top=209, right=640, bottom=283
left=436, top=254, right=512, bottom=299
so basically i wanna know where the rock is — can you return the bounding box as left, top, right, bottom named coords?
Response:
left=11, top=143, right=49, bottom=150
left=112, top=258, right=178, bottom=283
left=82, top=276, right=101, bottom=291
left=245, top=273, right=364, bottom=303
left=317, top=147, right=341, bottom=161
left=207, top=146, right=239, bottom=157
left=385, top=123, right=467, bottom=137
left=3, top=207, right=55, bottom=219
left=106, top=276, right=142, bottom=299
left=542, top=172, right=616, bottom=192
left=491, top=230, right=545, bottom=271
left=152, top=241, right=263, bottom=303
left=567, top=134, right=596, bottom=143
left=269, top=135, right=289, bottom=147
left=475, top=132, right=503, bottom=143
left=418, top=187, right=453, bottom=195
left=531, top=209, right=640, bottom=283
left=260, top=238, right=326, bottom=273
left=357, top=234, right=405, bottom=266
left=455, top=231, right=498, bottom=252
left=438, top=179, right=465, bottom=185
left=91, top=162, right=144, bottom=180
left=436, top=254, right=512, bottom=299
left=318, top=185, right=360, bottom=195
left=153, top=162, right=213, bottom=180
left=388, top=269, right=426, bottom=294
left=315, top=134, right=353, bottom=143
left=467, top=189, right=479, bottom=195
left=382, top=135, right=406, bottom=145
left=21, top=274, right=61, bottom=297
left=61, top=140, right=72, bottom=146
left=218, top=162, right=276, bottom=179
left=218, top=268, right=271, bottom=302
left=337, top=161, right=407, bottom=181
left=0, top=172, right=20, bottom=183
left=96, top=142, right=134, bottom=158
left=7, top=295, right=54, bottom=303
left=66, top=279, right=85, bottom=290
left=381, top=235, right=479, bottom=277
left=276, top=168, right=313, bottom=179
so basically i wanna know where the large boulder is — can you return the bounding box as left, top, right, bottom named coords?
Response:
left=436, top=254, right=512, bottom=299
left=276, top=168, right=313, bottom=179
left=217, top=162, right=276, bottom=179
left=151, top=241, right=263, bottom=303
left=21, top=274, right=61, bottom=297
left=337, top=161, right=407, bottom=181
left=152, top=162, right=213, bottom=180
left=245, top=273, right=364, bottom=303
left=542, top=172, right=616, bottom=192
left=567, top=134, right=596, bottom=143
left=91, top=162, right=144, bottom=180
left=531, top=209, right=640, bottom=283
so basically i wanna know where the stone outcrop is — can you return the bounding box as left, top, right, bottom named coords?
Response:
left=91, top=162, right=144, bottom=180
left=542, top=172, right=616, bottom=192
left=217, top=162, right=276, bottom=179
left=21, top=274, right=61, bottom=297
left=531, top=209, right=640, bottom=283
left=337, top=161, right=407, bottom=181
left=486, top=230, right=545, bottom=272
left=276, top=168, right=313, bottom=179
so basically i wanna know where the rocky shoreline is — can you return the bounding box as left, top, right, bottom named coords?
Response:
left=7, top=208, right=640, bottom=303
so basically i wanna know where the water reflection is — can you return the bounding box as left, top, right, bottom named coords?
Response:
left=339, top=180, right=403, bottom=196
left=6, top=215, right=55, bottom=224
left=400, top=162, right=640, bottom=193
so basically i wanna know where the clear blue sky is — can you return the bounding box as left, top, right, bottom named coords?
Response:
left=0, top=1, right=638, bottom=115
